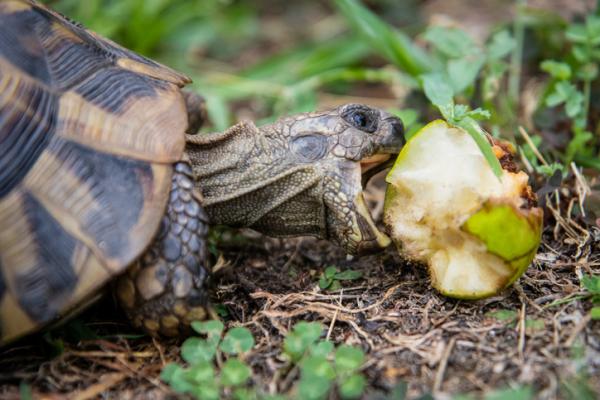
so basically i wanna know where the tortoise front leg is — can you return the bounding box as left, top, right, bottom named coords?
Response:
left=115, top=162, right=211, bottom=336
left=183, top=90, right=207, bottom=135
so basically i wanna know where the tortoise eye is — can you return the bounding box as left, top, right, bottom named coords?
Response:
left=352, top=113, right=367, bottom=127
left=342, top=106, right=378, bottom=133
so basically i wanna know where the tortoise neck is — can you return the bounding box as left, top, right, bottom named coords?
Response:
left=185, top=121, right=325, bottom=234
left=186, top=122, right=261, bottom=213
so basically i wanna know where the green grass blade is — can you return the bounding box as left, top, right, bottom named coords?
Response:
left=296, top=38, right=371, bottom=79
left=243, top=37, right=371, bottom=83
left=295, top=67, right=414, bottom=93
left=242, top=45, right=316, bottom=82
left=455, top=117, right=503, bottom=178
left=334, top=0, right=435, bottom=76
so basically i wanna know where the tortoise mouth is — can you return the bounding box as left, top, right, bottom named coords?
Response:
left=360, top=153, right=396, bottom=188
left=360, top=153, right=391, bottom=174
left=353, top=152, right=397, bottom=254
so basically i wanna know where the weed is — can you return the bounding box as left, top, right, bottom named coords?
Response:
left=318, top=266, right=363, bottom=291
left=161, top=320, right=254, bottom=400
left=582, top=274, right=600, bottom=320
left=544, top=274, right=600, bottom=320
left=162, top=321, right=367, bottom=399
left=45, top=0, right=257, bottom=58
left=283, top=322, right=367, bottom=400
left=537, top=15, right=600, bottom=169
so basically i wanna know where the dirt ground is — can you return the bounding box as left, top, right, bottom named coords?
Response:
left=0, top=173, right=598, bottom=400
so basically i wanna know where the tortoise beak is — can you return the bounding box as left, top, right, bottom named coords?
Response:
left=360, top=153, right=391, bottom=173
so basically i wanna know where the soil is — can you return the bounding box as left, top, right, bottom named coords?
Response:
left=0, top=174, right=598, bottom=400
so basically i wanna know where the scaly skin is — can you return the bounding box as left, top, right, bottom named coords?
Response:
left=187, top=103, right=405, bottom=255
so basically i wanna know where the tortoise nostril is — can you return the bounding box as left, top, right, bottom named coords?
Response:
left=380, top=116, right=406, bottom=152
left=390, top=118, right=404, bottom=139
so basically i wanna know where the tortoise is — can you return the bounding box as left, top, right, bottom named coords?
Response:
left=0, top=0, right=405, bottom=345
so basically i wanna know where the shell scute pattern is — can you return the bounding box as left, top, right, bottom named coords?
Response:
left=13, top=193, right=78, bottom=322
left=0, top=0, right=190, bottom=344
left=0, top=69, right=58, bottom=197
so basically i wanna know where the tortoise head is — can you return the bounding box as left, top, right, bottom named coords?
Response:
left=186, top=104, right=405, bottom=255
left=287, top=103, right=404, bottom=165
left=279, top=104, right=405, bottom=254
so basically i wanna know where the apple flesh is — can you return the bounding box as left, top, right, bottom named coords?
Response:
left=384, top=120, right=543, bottom=299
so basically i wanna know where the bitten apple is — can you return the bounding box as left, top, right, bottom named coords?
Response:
left=384, top=120, right=543, bottom=299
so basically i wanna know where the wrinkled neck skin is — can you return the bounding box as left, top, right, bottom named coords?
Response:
left=186, top=119, right=328, bottom=240
left=185, top=114, right=391, bottom=255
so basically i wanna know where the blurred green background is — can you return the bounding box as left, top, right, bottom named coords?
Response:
left=42, top=0, right=423, bottom=132
left=41, top=0, right=600, bottom=177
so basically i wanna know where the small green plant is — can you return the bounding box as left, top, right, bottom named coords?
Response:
left=318, top=266, right=363, bottom=291
left=539, top=16, right=600, bottom=167
left=486, top=309, right=519, bottom=321
left=454, top=385, right=533, bottom=400
left=420, top=26, right=515, bottom=104
left=544, top=274, right=600, bottom=312
left=582, top=274, right=600, bottom=320
left=283, top=322, right=367, bottom=400
left=162, top=321, right=367, bottom=400
left=161, top=320, right=255, bottom=400
left=543, top=16, right=600, bottom=127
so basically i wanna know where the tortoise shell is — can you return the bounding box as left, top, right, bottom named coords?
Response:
left=0, top=0, right=191, bottom=343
